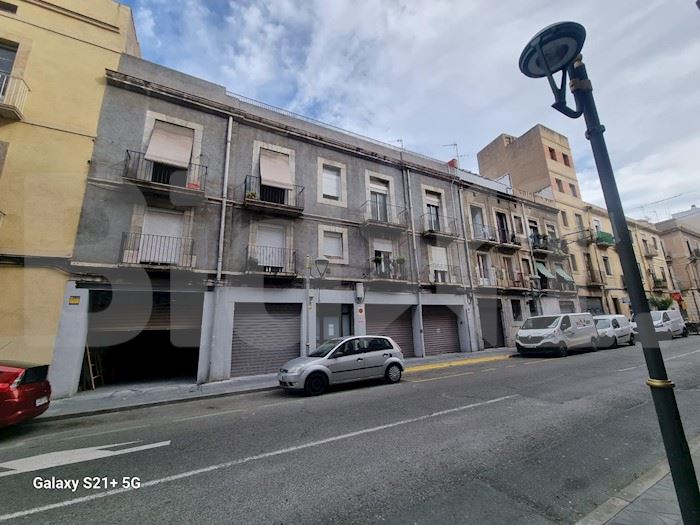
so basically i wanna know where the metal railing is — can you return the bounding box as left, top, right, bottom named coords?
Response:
left=643, top=246, right=659, bottom=258
left=425, top=264, right=463, bottom=285
left=368, top=256, right=411, bottom=281
left=246, top=245, right=297, bottom=274
left=124, top=151, right=207, bottom=191
left=421, top=212, right=458, bottom=236
left=121, top=232, right=195, bottom=268
left=498, top=271, right=528, bottom=289
left=360, top=200, right=408, bottom=228
left=0, top=73, right=29, bottom=116
left=586, top=269, right=606, bottom=285
left=475, top=269, right=498, bottom=287
left=531, top=233, right=553, bottom=251
left=652, top=277, right=669, bottom=289
left=244, top=175, right=304, bottom=209
left=471, top=223, right=498, bottom=242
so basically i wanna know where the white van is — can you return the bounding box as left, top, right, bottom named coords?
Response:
left=515, top=313, right=598, bottom=357
left=594, top=315, right=635, bottom=348
left=651, top=310, right=687, bottom=338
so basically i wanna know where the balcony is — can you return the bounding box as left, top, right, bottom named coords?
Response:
left=497, top=271, right=529, bottom=290
left=367, top=255, right=412, bottom=290
left=495, top=227, right=521, bottom=252
left=123, top=151, right=207, bottom=205
left=424, top=264, right=463, bottom=292
left=690, top=248, right=700, bottom=262
left=586, top=269, right=606, bottom=287
left=120, top=232, right=195, bottom=268
left=421, top=212, right=459, bottom=242
left=0, top=73, right=29, bottom=121
left=652, top=277, right=668, bottom=290
left=243, top=175, right=304, bottom=217
left=246, top=245, right=297, bottom=276
left=541, top=279, right=577, bottom=293
left=359, top=201, right=408, bottom=237
left=475, top=270, right=498, bottom=288
left=531, top=234, right=553, bottom=257
left=594, top=230, right=615, bottom=248
left=643, top=246, right=659, bottom=258
left=468, top=224, right=499, bottom=249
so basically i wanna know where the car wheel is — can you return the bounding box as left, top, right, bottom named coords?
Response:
left=304, top=373, right=328, bottom=396
left=613, top=337, right=619, bottom=349
left=590, top=338, right=599, bottom=352
left=385, top=364, right=402, bottom=384
left=628, top=333, right=635, bottom=346
left=557, top=343, right=568, bottom=358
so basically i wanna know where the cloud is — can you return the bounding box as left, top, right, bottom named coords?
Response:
left=124, top=0, right=700, bottom=220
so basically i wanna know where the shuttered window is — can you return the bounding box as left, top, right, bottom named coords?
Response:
left=144, top=121, right=194, bottom=168
left=260, top=148, right=293, bottom=188
left=322, top=165, right=341, bottom=199
left=323, top=231, right=343, bottom=258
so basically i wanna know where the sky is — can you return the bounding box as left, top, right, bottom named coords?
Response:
left=120, top=0, right=700, bottom=221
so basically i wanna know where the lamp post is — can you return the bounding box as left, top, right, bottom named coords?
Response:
left=519, top=22, right=700, bottom=523
left=304, top=255, right=329, bottom=355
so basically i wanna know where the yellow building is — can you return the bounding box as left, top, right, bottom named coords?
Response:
left=0, top=0, right=139, bottom=364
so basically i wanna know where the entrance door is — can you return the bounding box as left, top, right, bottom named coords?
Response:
left=140, top=208, right=184, bottom=264
left=478, top=298, right=505, bottom=348
left=256, top=224, right=286, bottom=271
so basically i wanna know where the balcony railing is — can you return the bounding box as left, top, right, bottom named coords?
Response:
left=121, top=232, right=195, bottom=268
left=124, top=150, right=207, bottom=192
left=470, top=223, right=498, bottom=243
left=360, top=201, right=408, bottom=229
left=421, top=212, right=458, bottom=237
left=475, top=269, right=498, bottom=287
left=498, top=271, right=528, bottom=289
left=594, top=231, right=615, bottom=247
left=0, top=73, right=29, bottom=120
left=368, top=255, right=411, bottom=281
left=244, top=175, right=304, bottom=212
left=643, top=246, right=659, bottom=258
left=246, top=245, right=297, bottom=275
left=652, top=277, right=668, bottom=289
left=425, top=264, right=463, bottom=285
left=586, top=269, right=606, bottom=286
left=541, top=279, right=577, bottom=292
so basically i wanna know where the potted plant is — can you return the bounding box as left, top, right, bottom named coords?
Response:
left=245, top=191, right=258, bottom=200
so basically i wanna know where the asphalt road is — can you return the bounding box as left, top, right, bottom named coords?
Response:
left=1, top=338, right=700, bottom=524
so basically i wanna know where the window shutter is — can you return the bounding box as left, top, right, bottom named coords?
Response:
left=373, top=239, right=393, bottom=253
left=430, top=246, right=448, bottom=268
left=322, top=166, right=341, bottom=198
left=323, top=232, right=343, bottom=257
left=144, top=121, right=195, bottom=168
left=260, top=148, right=293, bottom=188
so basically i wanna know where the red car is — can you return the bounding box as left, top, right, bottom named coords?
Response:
left=0, top=362, right=51, bottom=428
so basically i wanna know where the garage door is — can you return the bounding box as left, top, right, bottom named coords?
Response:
left=366, top=305, right=415, bottom=358
left=422, top=305, right=460, bottom=356
left=231, top=303, right=301, bottom=377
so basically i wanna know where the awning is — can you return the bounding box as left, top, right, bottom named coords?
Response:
left=554, top=266, right=574, bottom=282
left=536, top=262, right=555, bottom=279
left=260, top=148, right=293, bottom=188
left=145, top=121, right=194, bottom=168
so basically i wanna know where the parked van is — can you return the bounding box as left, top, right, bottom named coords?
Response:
left=594, top=315, right=635, bottom=348
left=515, top=313, right=598, bottom=357
left=651, top=310, right=687, bottom=338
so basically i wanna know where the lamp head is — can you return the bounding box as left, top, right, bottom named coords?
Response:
left=314, top=256, right=329, bottom=278
left=519, top=21, right=586, bottom=78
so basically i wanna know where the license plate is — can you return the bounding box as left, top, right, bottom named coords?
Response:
left=35, top=396, right=48, bottom=407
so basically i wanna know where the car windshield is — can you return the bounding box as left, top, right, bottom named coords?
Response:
left=651, top=311, right=663, bottom=322
left=596, top=319, right=611, bottom=329
left=308, top=338, right=344, bottom=357
left=521, top=316, right=560, bottom=329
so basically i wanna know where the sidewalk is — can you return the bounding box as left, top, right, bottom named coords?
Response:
left=576, top=435, right=700, bottom=525
left=40, top=347, right=514, bottom=421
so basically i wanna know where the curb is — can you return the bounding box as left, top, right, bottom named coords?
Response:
left=574, top=434, right=700, bottom=525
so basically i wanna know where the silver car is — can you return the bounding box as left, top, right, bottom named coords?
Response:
left=278, top=335, right=405, bottom=395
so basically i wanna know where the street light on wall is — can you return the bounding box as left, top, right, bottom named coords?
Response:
left=304, top=255, right=330, bottom=356
left=519, top=21, right=700, bottom=522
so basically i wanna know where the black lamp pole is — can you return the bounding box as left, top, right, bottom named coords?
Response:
left=519, top=22, right=700, bottom=523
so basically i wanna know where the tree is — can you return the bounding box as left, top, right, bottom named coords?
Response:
left=648, top=295, right=673, bottom=310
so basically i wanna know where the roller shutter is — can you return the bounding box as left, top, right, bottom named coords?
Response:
left=422, top=305, right=460, bottom=356
left=231, top=303, right=301, bottom=377
left=365, top=305, right=415, bottom=358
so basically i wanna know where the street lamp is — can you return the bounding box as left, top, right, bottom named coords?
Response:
left=520, top=22, right=700, bottom=523
left=304, top=255, right=330, bottom=355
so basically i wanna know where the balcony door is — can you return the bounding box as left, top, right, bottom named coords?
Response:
left=140, top=208, right=185, bottom=265
left=426, top=192, right=441, bottom=231
left=369, top=178, right=390, bottom=222
left=470, top=206, right=486, bottom=239
left=496, top=212, right=509, bottom=243
left=256, top=224, right=286, bottom=272
left=144, top=121, right=195, bottom=188
left=430, top=246, right=448, bottom=283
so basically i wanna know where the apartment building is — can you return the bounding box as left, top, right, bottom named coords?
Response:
left=656, top=208, right=700, bottom=322
left=49, top=54, right=489, bottom=397
left=0, top=0, right=139, bottom=370
left=463, top=181, right=577, bottom=347
left=477, top=124, right=674, bottom=317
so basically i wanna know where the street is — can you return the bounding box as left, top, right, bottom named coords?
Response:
left=1, top=338, right=699, bottom=524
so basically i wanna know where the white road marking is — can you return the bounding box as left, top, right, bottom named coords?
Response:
left=0, top=395, right=517, bottom=522
left=0, top=440, right=170, bottom=478
left=616, top=348, right=700, bottom=372
left=56, top=425, right=151, bottom=442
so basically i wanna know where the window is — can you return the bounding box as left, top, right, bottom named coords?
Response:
left=603, top=256, right=612, bottom=275
left=0, top=42, right=17, bottom=76
left=373, top=239, right=393, bottom=277
left=323, top=231, right=343, bottom=259
left=368, top=338, right=393, bottom=351
left=0, top=1, right=17, bottom=14
left=425, top=191, right=442, bottom=230
left=522, top=258, right=532, bottom=276
left=612, top=319, right=620, bottom=329
left=511, top=300, right=523, bottom=322
left=144, top=121, right=195, bottom=188
left=556, top=179, right=564, bottom=192
left=322, top=165, right=341, bottom=201
left=138, top=208, right=185, bottom=265
left=688, top=240, right=693, bottom=256
left=476, top=253, right=490, bottom=281
left=528, top=219, right=539, bottom=236
left=430, top=245, right=449, bottom=283
left=593, top=218, right=602, bottom=232
left=652, top=237, right=658, bottom=249
left=660, top=267, right=666, bottom=280
left=561, top=210, right=569, bottom=227
left=513, top=215, right=524, bottom=235
left=548, top=147, right=557, bottom=161
left=569, top=183, right=578, bottom=198
left=528, top=300, right=537, bottom=315
left=562, top=153, right=571, bottom=167
left=575, top=213, right=584, bottom=231
left=546, top=223, right=557, bottom=238
left=369, top=178, right=389, bottom=222
left=570, top=254, right=578, bottom=272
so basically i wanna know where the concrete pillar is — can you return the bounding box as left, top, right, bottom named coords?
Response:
left=198, top=287, right=234, bottom=383
left=450, top=304, right=472, bottom=353
left=301, top=290, right=317, bottom=356
left=471, top=296, right=485, bottom=351
left=49, top=282, right=89, bottom=398
left=353, top=302, right=366, bottom=336
left=411, top=304, right=426, bottom=357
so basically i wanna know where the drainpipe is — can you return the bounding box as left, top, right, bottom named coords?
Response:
left=216, top=116, right=233, bottom=281
left=453, top=182, right=475, bottom=352
left=519, top=200, right=542, bottom=315
left=403, top=165, right=425, bottom=357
